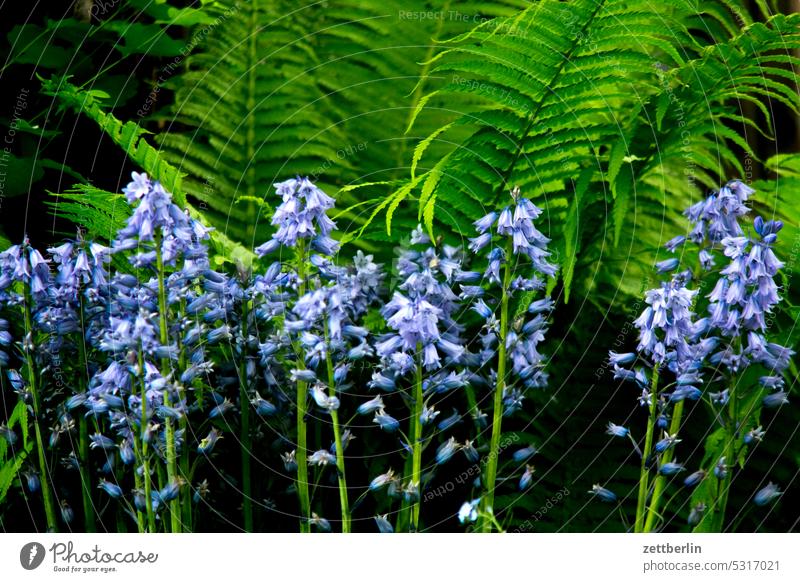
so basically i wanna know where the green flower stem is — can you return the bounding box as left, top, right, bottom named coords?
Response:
left=643, top=399, right=684, bottom=532
left=154, top=234, right=180, bottom=533
left=239, top=298, right=254, bottom=532
left=479, top=239, right=514, bottom=533
left=294, top=239, right=311, bottom=532
left=77, top=416, right=95, bottom=531
left=394, top=455, right=413, bottom=532
left=711, top=375, right=739, bottom=532
left=464, top=385, right=485, bottom=445
left=323, top=320, right=350, bottom=532
left=136, top=350, right=157, bottom=533
left=410, top=350, right=425, bottom=532
left=128, top=422, right=146, bottom=533
left=176, top=298, right=192, bottom=532
left=76, top=298, right=96, bottom=532
left=634, top=364, right=660, bottom=533
left=22, top=284, right=58, bottom=532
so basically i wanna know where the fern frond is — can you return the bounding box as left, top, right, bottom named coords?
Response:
left=40, top=77, right=253, bottom=265
left=380, top=1, right=799, bottom=302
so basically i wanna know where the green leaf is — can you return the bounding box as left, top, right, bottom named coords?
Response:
left=41, top=77, right=252, bottom=265
left=0, top=155, right=45, bottom=197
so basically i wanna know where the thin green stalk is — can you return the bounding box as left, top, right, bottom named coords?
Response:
left=294, top=239, right=311, bottom=532
left=77, top=417, right=95, bottom=531
left=239, top=298, right=254, bottom=532
left=464, top=385, right=486, bottom=446
left=394, top=454, right=413, bottom=533
left=129, top=429, right=146, bottom=533
left=177, top=299, right=192, bottom=532
left=634, top=365, right=660, bottom=533
left=136, top=352, right=157, bottom=533
left=179, top=415, right=191, bottom=530
left=410, top=351, right=425, bottom=532
left=324, top=321, right=350, bottom=532
left=479, top=239, right=514, bottom=533
left=643, top=399, right=684, bottom=532
left=711, top=375, right=738, bottom=532
left=154, top=234, right=180, bottom=533
left=76, top=297, right=95, bottom=532
left=22, top=283, right=58, bottom=532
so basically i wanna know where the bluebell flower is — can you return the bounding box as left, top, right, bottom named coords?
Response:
left=281, top=450, right=298, bottom=472
left=483, top=247, right=504, bottom=284
left=159, top=480, right=182, bottom=503
left=402, top=482, right=420, bottom=503
left=310, top=384, right=340, bottom=411
left=654, top=432, right=681, bottom=453
left=713, top=457, right=728, bottom=479
left=356, top=395, right=384, bottom=415
left=309, top=450, right=336, bottom=466
left=458, top=499, right=480, bottom=524
left=759, top=376, right=784, bottom=390
left=330, top=429, right=354, bottom=454
left=709, top=390, right=729, bottom=406
left=474, top=212, right=498, bottom=233
left=435, top=437, right=459, bottom=465
left=762, top=391, right=788, bottom=408
left=265, top=178, right=338, bottom=255
left=209, top=398, right=234, bottom=418
left=753, top=482, right=782, bottom=506
left=368, top=371, right=397, bottom=392
left=743, top=426, right=765, bottom=445
left=119, top=439, right=135, bottom=465
left=699, top=249, right=714, bottom=270
left=634, top=277, right=697, bottom=365
left=512, top=445, right=537, bottom=463
left=197, top=428, right=222, bottom=454
left=89, top=433, right=116, bottom=451
left=60, top=500, right=75, bottom=524
left=683, top=470, right=707, bottom=488
left=115, top=173, right=210, bottom=267
left=193, top=480, right=210, bottom=505
left=528, top=298, right=555, bottom=315
left=608, top=351, right=636, bottom=366
left=254, top=239, right=280, bottom=257
left=462, top=440, right=479, bottom=463
left=98, top=479, right=123, bottom=498
left=588, top=484, right=617, bottom=503
left=664, top=235, right=686, bottom=252
left=369, top=469, right=396, bottom=491
left=688, top=502, right=706, bottom=526
left=419, top=405, right=440, bottom=426
left=372, top=410, right=399, bottom=432
left=437, top=410, right=461, bottom=431
left=519, top=465, right=535, bottom=490
left=252, top=393, right=277, bottom=416
left=291, top=369, right=317, bottom=383
left=656, top=413, right=669, bottom=430
left=23, top=471, right=40, bottom=492
left=468, top=232, right=492, bottom=253
left=655, top=258, right=679, bottom=273
left=374, top=514, right=394, bottom=533
left=658, top=462, right=685, bottom=476
left=606, top=422, right=629, bottom=438
left=613, top=365, right=637, bottom=382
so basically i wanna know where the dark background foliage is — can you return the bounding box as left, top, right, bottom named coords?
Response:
left=1, top=0, right=799, bottom=531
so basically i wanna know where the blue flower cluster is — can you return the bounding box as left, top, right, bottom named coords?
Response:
left=602, top=181, right=791, bottom=531
left=0, top=174, right=556, bottom=533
